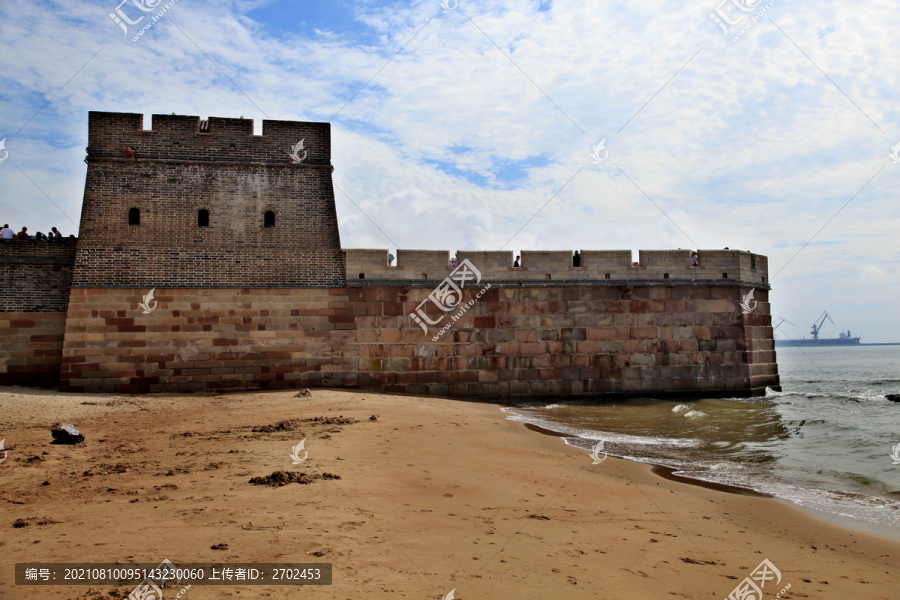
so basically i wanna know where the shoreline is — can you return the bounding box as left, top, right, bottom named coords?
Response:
left=520, top=415, right=900, bottom=541
left=1, top=386, right=898, bottom=599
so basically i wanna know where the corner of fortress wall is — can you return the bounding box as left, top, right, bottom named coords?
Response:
left=0, top=112, right=779, bottom=397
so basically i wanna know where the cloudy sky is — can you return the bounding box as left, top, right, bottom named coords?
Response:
left=1, top=0, right=898, bottom=342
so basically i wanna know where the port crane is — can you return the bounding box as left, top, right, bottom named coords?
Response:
left=810, top=311, right=835, bottom=341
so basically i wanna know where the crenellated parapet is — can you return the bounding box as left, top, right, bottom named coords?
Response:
left=343, top=248, right=769, bottom=286
left=85, top=111, right=331, bottom=166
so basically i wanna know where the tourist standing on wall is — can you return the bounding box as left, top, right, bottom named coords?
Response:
left=514, top=255, right=520, bottom=267
left=50, top=227, right=62, bottom=240
left=573, top=251, right=581, bottom=267
left=690, top=252, right=699, bottom=267
left=16, top=227, right=29, bottom=239
left=0, top=224, right=13, bottom=239
left=449, top=255, right=458, bottom=269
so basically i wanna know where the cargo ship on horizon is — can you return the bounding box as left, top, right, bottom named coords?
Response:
left=774, top=311, right=861, bottom=347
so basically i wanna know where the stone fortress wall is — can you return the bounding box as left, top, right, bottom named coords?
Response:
left=345, top=248, right=769, bottom=284
left=0, top=111, right=779, bottom=397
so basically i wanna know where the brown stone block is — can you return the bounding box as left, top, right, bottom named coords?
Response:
left=580, top=367, right=600, bottom=380
left=630, top=326, right=658, bottom=339
left=459, top=370, right=478, bottom=383
left=328, top=315, right=355, bottom=324
left=507, top=302, right=528, bottom=315
left=539, top=368, right=560, bottom=380
left=474, top=316, right=496, bottom=328
left=628, top=301, right=648, bottom=313
left=517, top=329, right=537, bottom=343
left=477, top=369, right=499, bottom=382
left=448, top=383, right=470, bottom=396
left=377, top=288, right=399, bottom=302
left=498, top=369, right=518, bottom=381
left=497, top=342, right=520, bottom=355
left=375, top=316, right=399, bottom=330
left=30, top=334, right=65, bottom=343
left=576, top=341, right=604, bottom=354
left=520, top=342, right=548, bottom=354
left=692, top=326, right=711, bottom=340
left=438, top=371, right=459, bottom=383
left=587, top=328, right=615, bottom=341
left=376, top=329, right=402, bottom=343
left=416, top=372, right=439, bottom=384
left=359, top=358, right=382, bottom=372
left=381, top=302, right=403, bottom=316
left=622, top=340, right=644, bottom=353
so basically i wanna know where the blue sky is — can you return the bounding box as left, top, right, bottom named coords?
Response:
left=1, top=0, right=899, bottom=341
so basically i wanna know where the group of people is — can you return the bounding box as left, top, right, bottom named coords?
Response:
left=0, top=224, right=65, bottom=241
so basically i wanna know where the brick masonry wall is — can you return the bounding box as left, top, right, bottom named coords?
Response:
left=59, top=285, right=779, bottom=396
left=74, top=112, right=344, bottom=288
left=0, top=239, right=77, bottom=311
left=0, top=313, right=68, bottom=386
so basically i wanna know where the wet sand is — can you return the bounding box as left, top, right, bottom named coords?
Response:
left=1, top=386, right=898, bottom=599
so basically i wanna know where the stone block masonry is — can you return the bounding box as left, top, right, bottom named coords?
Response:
left=0, top=313, right=68, bottom=387
left=58, top=284, right=778, bottom=396
left=0, top=239, right=77, bottom=386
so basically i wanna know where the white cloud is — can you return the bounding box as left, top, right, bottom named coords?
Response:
left=0, top=0, right=898, bottom=339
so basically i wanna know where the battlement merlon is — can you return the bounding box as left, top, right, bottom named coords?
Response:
left=84, top=111, right=331, bottom=165
left=343, top=249, right=770, bottom=286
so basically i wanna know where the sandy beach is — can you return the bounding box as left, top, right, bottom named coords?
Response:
left=1, top=386, right=898, bottom=600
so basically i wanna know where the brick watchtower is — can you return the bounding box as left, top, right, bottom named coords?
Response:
left=74, top=112, right=344, bottom=288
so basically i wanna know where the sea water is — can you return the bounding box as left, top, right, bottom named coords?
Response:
left=502, top=345, right=900, bottom=537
